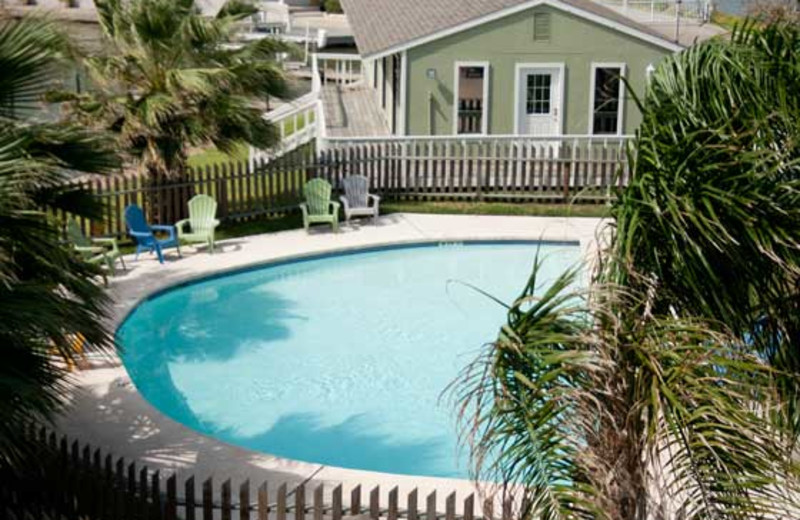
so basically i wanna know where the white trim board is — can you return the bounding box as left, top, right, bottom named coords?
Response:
left=361, top=0, right=682, bottom=61
left=399, top=51, right=408, bottom=135
left=588, top=62, right=626, bottom=136
left=453, top=61, right=491, bottom=136
left=513, top=62, right=566, bottom=135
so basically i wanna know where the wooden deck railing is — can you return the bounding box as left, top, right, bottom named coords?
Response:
left=65, top=139, right=629, bottom=239
left=1, top=425, right=520, bottom=520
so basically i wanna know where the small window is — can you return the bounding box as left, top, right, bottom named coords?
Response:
left=533, top=13, right=551, bottom=42
left=455, top=64, right=488, bottom=135
left=526, top=74, right=551, bottom=115
left=591, top=66, right=623, bottom=135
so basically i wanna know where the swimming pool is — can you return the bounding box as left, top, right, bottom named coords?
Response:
left=118, top=241, right=581, bottom=478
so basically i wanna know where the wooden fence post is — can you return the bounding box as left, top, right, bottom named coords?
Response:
left=240, top=480, right=251, bottom=520
left=295, top=483, right=305, bottom=520
left=332, top=485, right=342, bottom=520
left=463, top=494, right=474, bottom=520
left=165, top=474, right=177, bottom=520
left=127, top=462, right=136, bottom=520
left=277, top=483, right=287, bottom=520
left=185, top=476, right=196, bottom=520
left=258, top=482, right=269, bottom=520
left=483, top=498, right=493, bottom=520
left=502, top=498, right=512, bottom=520
left=222, top=479, right=232, bottom=520
left=138, top=467, right=148, bottom=520
left=151, top=470, right=162, bottom=520
left=202, top=478, right=213, bottom=520
left=115, top=458, right=125, bottom=520
left=388, top=487, right=398, bottom=520
left=407, top=488, right=418, bottom=520
left=446, top=493, right=455, bottom=520
left=314, top=484, right=324, bottom=520
left=369, top=486, right=379, bottom=520
left=426, top=491, right=436, bottom=520
left=350, top=485, right=361, bottom=516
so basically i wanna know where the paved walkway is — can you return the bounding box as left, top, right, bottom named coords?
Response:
left=56, top=213, right=605, bottom=509
left=322, top=84, right=391, bottom=138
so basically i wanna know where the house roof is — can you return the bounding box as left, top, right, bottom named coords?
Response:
left=340, top=0, right=683, bottom=58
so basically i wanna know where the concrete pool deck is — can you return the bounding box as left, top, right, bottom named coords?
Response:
left=55, top=213, right=605, bottom=508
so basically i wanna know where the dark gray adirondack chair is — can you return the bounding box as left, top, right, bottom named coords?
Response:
left=340, top=175, right=380, bottom=224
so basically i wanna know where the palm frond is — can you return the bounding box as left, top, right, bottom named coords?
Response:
left=0, top=14, right=118, bottom=470
left=69, top=0, right=287, bottom=179
left=0, top=17, right=73, bottom=118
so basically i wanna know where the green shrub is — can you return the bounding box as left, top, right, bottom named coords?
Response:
left=322, top=0, right=342, bottom=13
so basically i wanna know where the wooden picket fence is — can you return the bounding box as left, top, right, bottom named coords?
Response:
left=67, top=138, right=629, bottom=239
left=1, top=426, right=517, bottom=520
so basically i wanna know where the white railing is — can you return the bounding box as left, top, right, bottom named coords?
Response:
left=312, top=52, right=366, bottom=151
left=249, top=92, right=319, bottom=169
left=596, top=0, right=713, bottom=22
left=314, top=52, right=364, bottom=87
left=250, top=52, right=364, bottom=164
left=323, top=134, right=632, bottom=151
left=317, top=135, right=634, bottom=196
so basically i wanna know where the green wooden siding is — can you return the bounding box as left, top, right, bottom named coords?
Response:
left=404, top=5, right=671, bottom=136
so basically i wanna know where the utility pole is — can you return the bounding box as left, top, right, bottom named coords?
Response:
left=675, top=0, right=682, bottom=44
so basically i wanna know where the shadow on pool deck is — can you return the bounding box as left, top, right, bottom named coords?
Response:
left=58, top=368, right=321, bottom=492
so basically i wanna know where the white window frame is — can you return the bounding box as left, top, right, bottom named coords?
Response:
left=453, top=61, right=490, bottom=135
left=513, top=62, right=566, bottom=135
left=588, top=62, right=626, bottom=136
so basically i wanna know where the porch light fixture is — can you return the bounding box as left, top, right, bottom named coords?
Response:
left=645, top=63, right=655, bottom=82
left=426, top=68, right=437, bottom=80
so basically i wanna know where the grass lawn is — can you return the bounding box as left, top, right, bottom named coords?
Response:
left=188, top=144, right=249, bottom=170
left=710, top=10, right=745, bottom=31
left=382, top=201, right=609, bottom=218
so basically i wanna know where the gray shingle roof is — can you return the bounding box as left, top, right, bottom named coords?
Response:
left=341, top=0, right=680, bottom=57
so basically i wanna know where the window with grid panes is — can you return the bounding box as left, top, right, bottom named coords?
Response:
left=526, top=74, right=551, bottom=114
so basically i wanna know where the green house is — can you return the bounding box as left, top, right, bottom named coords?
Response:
left=339, top=0, right=684, bottom=138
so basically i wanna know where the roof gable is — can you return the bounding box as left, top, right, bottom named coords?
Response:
left=341, top=0, right=682, bottom=58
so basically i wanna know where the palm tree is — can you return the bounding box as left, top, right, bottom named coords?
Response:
left=0, top=16, right=119, bottom=468
left=64, top=0, right=288, bottom=187
left=454, top=22, right=800, bottom=519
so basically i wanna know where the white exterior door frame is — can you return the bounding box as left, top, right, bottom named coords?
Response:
left=399, top=51, right=408, bottom=135
left=588, top=62, right=626, bottom=136
left=453, top=61, right=491, bottom=135
left=514, top=62, right=565, bottom=136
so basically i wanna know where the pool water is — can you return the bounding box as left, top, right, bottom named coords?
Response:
left=118, top=242, right=580, bottom=478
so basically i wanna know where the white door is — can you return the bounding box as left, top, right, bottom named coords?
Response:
left=518, top=67, right=562, bottom=136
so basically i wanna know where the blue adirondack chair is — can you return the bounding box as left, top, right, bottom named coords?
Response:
left=124, top=205, right=182, bottom=264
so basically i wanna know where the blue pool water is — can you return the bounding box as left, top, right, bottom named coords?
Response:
left=118, top=242, right=581, bottom=478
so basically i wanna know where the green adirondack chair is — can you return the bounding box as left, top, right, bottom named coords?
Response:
left=176, top=194, right=220, bottom=253
left=300, top=178, right=340, bottom=232
left=66, top=220, right=126, bottom=276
